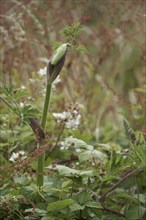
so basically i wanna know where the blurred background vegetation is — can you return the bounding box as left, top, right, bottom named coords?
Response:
left=0, top=0, right=145, bottom=151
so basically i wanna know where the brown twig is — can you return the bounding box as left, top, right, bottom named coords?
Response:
left=102, top=206, right=125, bottom=217
left=99, top=167, right=145, bottom=202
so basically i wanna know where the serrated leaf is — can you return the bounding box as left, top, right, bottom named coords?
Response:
left=47, top=199, right=74, bottom=212
left=77, top=191, right=91, bottom=205
left=79, top=149, right=106, bottom=162
left=70, top=137, right=90, bottom=149
left=14, top=176, right=27, bottom=185
left=74, top=45, right=88, bottom=53
left=56, top=165, right=79, bottom=176
left=115, top=192, right=139, bottom=204
left=79, top=150, right=93, bottom=162
left=93, top=149, right=107, bottom=160
left=126, top=205, right=146, bottom=220
left=55, top=165, right=93, bottom=177
left=13, top=90, right=29, bottom=100
left=133, top=194, right=146, bottom=204
left=21, top=105, right=39, bottom=122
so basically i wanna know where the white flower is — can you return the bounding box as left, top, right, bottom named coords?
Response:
left=9, top=151, right=27, bottom=163
left=66, top=112, right=81, bottom=130
left=53, top=112, right=67, bottom=121
left=20, top=102, right=24, bottom=108
left=53, top=110, right=81, bottom=130
left=38, top=67, right=46, bottom=76
left=21, top=85, right=26, bottom=89
left=75, top=148, right=81, bottom=152
left=60, top=136, right=81, bottom=153
left=60, top=136, right=74, bottom=150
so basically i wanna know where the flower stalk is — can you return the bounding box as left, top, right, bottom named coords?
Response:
left=37, top=82, right=52, bottom=187
left=37, top=43, right=70, bottom=188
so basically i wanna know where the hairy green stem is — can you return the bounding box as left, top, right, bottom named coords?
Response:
left=37, top=82, right=52, bottom=187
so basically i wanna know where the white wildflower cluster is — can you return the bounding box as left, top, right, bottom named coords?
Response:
left=53, top=104, right=81, bottom=130
left=60, top=136, right=75, bottom=150
left=60, top=136, right=81, bottom=153
left=9, top=151, right=27, bottom=163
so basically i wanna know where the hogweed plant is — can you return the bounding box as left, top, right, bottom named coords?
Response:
left=0, top=22, right=146, bottom=220
left=36, top=43, right=70, bottom=188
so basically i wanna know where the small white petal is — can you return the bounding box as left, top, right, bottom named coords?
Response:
left=9, top=151, right=27, bottom=163
left=20, top=102, right=24, bottom=108
left=38, top=67, right=46, bottom=76
left=21, top=85, right=26, bottom=89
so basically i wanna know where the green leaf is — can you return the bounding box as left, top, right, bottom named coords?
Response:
left=73, top=45, right=88, bottom=53
left=115, top=192, right=146, bottom=205
left=21, top=104, right=39, bottom=122
left=13, top=89, right=29, bottom=100
left=14, top=176, right=27, bottom=185
left=133, top=194, right=146, bottom=204
left=47, top=199, right=74, bottom=212
left=67, top=137, right=90, bottom=149
left=126, top=205, right=146, bottom=220
left=62, top=180, right=73, bottom=189
left=20, top=186, right=34, bottom=199
left=80, top=170, right=93, bottom=177
left=79, top=149, right=106, bottom=162
left=25, top=208, right=47, bottom=215
left=55, top=165, right=93, bottom=177
left=61, top=21, right=82, bottom=39
left=70, top=203, right=85, bottom=212
left=85, top=201, right=102, bottom=209
left=77, top=190, right=91, bottom=205
left=115, top=192, right=138, bottom=203
left=65, top=137, right=106, bottom=163
left=133, top=144, right=146, bottom=165
left=79, top=150, right=93, bottom=162
left=52, top=41, right=63, bottom=51
left=55, top=165, right=79, bottom=176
